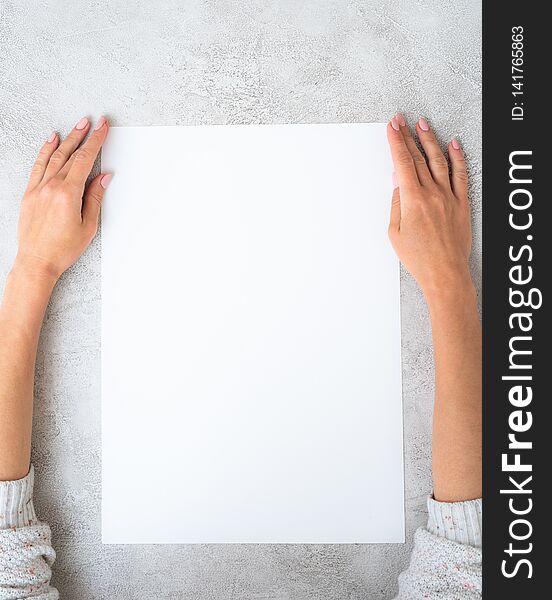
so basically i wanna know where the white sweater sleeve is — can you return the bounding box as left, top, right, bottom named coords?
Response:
left=394, top=498, right=482, bottom=599
left=1, top=467, right=482, bottom=599
left=0, top=466, right=58, bottom=599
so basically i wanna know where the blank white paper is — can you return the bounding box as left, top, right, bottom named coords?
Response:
left=101, top=123, right=404, bottom=544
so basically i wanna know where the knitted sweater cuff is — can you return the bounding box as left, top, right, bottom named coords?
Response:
left=427, top=496, right=482, bottom=548
left=0, top=465, right=38, bottom=529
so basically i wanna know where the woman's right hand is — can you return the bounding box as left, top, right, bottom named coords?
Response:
left=386, top=113, right=473, bottom=301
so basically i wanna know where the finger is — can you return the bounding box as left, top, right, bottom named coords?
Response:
left=82, top=173, right=113, bottom=230
left=55, top=123, right=93, bottom=178
left=396, top=113, right=432, bottom=185
left=57, top=153, right=76, bottom=179
left=66, top=116, right=109, bottom=188
left=389, top=172, right=401, bottom=233
left=43, top=117, right=90, bottom=181
left=26, top=132, right=59, bottom=191
left=416, top=117, right=450, bottom=187
left=387, top=117, right=419, bottom=193
left=448, top=138, right=469, bottom=200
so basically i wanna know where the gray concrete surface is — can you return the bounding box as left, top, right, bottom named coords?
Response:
left=0, top=1, right=481, bottom=598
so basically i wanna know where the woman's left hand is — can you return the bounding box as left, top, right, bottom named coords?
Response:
left=15, top=116, right=112, bottom=282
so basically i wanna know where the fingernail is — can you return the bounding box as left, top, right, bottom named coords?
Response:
left=75, top=117, right=89, bottom=130
left=100, top=173, right=113, bottom=189
left=94, top=116, right=107, bottom=131
left=391, top=117, right=400, bottom=131
left=47, top=131, right=57, bottom=143
left=392, top=171, right=399, bottom=189
left=396, top=113, right=406, bottom=127
left=418, top=117, right=430, bottom=132
left=451, top=137, right=461, bottom=150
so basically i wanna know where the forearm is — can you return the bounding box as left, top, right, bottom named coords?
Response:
left=0, top=258, right=56, bottom=481
left=426, top=277, right=482, bottom=502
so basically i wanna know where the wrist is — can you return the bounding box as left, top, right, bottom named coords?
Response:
left=1, top=256, right=57, bottom=336
left=11, top=253, right=60, bottom=292
left=425, top=283, right=479, bottom=329
left=422, top=271, right=477, bottom=314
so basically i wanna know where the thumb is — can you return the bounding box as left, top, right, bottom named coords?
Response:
left=389, top=172, right=401, bottom=233
left=82, top=173, right=112, bottom=229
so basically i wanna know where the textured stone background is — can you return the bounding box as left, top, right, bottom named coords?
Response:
left=0, top=1, right=481, bottom=598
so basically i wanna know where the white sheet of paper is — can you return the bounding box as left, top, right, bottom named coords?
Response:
left=101, top=123, right=404, bottom=544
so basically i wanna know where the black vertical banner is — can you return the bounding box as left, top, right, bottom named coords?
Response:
left=483, top=1, right=548, bottom=597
